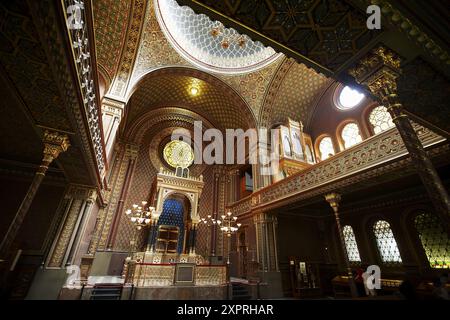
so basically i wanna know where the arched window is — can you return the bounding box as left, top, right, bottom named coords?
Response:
left=337, top=86, right=365, bottom=110
left=369, top=106, right=394, bottom=134
left=341, top=122, right=362, bottom=149
left=373, top=220, right=402, bottom=263
left=343, top=225, right=361, bottom=263
left=414, top=212, right=450, bottom=269
left=318, top=136, right=335, bottom=161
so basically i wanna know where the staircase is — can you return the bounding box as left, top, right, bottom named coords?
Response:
left=90, top=284, right=123, bottom=300
left=231, top=283, right=252, bottom=300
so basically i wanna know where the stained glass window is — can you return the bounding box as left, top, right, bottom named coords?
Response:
left=343, top=225, right=361, bottom=263
left=341, top=122, right=362, bottom=149
left=163, top=140, right=194, bottom=168
left=373, top=220, right=402, bottom=264
left=369, top=106, right=394, bottom=134
left=414, top=212, right=450, bottom=269
left=318, top=136, right=335, bottom=160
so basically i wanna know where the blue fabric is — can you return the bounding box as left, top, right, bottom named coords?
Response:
left=157, top=198, right=185, bottom=253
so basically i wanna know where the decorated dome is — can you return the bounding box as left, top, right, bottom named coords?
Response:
left=154, top=0, right=282, bottom=74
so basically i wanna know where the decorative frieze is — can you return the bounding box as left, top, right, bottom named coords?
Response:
left=63, top=0, right=106, bottom=172
left=228, top=124, right=445, bottom=216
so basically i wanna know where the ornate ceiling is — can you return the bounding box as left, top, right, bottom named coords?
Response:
left=260, top=60, right=331, bottom=128
left=127, top=67, right=256, bottom=132
left=174, top=0, right=450, bottom=135
left=177, top=0, right=381, bottom=75
left=154, top=0, right=282, bottom=74
left=93, top=0, right=132, bottom=82
left=398, top=58, right=450, bottom=135
left=0, top=0, right=103, bottom=186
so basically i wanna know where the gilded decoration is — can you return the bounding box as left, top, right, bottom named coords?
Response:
left=178, top=0, right=380, bottom=73
left=127, top=0, right=284, bottom=120
left=109, top=0, right=148, bottom=98
left=349, top=47, right=402, bottom=99
left=42, top=130, right=71, bottom=161
left=228, top=124, right=445, bottom=216
left=163, top=140, right=194, bottom=169
left=126, top=68, right=256, bottom=130
left=366, top=0, right=450, bottom=67
left=261, top=62, right=330, bottom=127
left=93, top=0, right=132, bottom=79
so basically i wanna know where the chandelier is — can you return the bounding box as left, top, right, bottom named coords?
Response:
left=210, top=21, right=247, bottom=49
left=125, top=201, right=156, bottom=230
left=218, top=211, right=241, bottom=237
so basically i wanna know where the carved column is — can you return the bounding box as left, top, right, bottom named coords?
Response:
left=210, top=169, right=220, bottom=256
left=350, top=47, right=450, bottom=232
left=253, top=212, right=278, bottom=272
left=46, top=185, right=97, bottom=268
left=188, top=223, right=198, bottom=255
left=101, top=97, right=124, bottom=163
left=146, top=218, right=158, bottom=252
left=107, top=143, right=139, bottom=249
left=325, top=193, right=357, bottom=298
left=227, top=169, right=240, bottom=204
left=0, top=130, right=70, bottom=258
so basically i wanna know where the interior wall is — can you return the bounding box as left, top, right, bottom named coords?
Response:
left=111, top=131, right=216, bottom=255
left=0, top=172, right=66, bottom=299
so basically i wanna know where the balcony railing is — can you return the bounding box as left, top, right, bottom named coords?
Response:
left=228, top=124, right=446, bottom=215
left=61, top=0, right=106, bottom=173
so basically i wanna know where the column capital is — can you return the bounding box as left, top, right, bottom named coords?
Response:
left=349, top=46, right=402, bottom=98
left=42, top=130, right=70, bottom=162
left=65, top=184, right=97, bottom=202
left=324, top=192, right=341, bottom=212
left=101, top=97, right=125, bottom=119
left=125, top=143, right=139, bottom=160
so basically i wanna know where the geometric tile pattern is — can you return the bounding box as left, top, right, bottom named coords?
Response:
left=128, top=70, right=255, bottom=130
left=129, top=1, right=282, bottom=124
left=93, top=0, right=132, bottom=80
left=0, top=2, right=71, bottom=132
left=220, top=55, right=284, bottom=119
left=262, top=61, right=329, bottom=127
left=115, top=132, right=157, bottom=251
left=195, top=166, right=214, bottom=256
left=131, top=0, right=189, bottom=83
